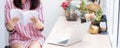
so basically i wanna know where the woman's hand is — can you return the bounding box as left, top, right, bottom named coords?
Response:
left=6, top=17, right=19, bottom=31
left=30, top=16, right=44, bottom=30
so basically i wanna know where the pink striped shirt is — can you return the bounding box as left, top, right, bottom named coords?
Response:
left=4, top=0, right=45, bottom=47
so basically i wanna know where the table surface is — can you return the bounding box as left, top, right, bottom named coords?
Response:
left=42, top=16, right=112, bottom=48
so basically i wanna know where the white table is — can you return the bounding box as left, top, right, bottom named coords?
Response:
left=43, top=16, right=112, bottom=48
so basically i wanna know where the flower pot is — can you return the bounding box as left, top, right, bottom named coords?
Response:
left=65, top=13, right=78, bottom=21
left=89, top=25, right=99, bottom=34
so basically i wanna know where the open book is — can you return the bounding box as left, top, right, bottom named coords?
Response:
left=10, top=9, right=38, bottom=26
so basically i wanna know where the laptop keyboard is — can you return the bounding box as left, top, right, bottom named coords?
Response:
left=58, top=39, right=68, bottom=44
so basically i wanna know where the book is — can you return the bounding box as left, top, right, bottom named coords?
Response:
left=10, top=9, right=38, bottom=26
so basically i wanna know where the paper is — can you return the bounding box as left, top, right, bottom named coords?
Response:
left=10, top=9, right=38, bottom=26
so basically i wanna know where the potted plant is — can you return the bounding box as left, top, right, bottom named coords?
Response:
left=61, top=0, right=81, bottom=21
left=80, top=0, right=87, bottom=23
left=85, top=3, right=103, bottom=25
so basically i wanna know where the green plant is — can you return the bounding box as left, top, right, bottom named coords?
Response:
left=81, top=0, right=86, bottom=12
left=80, top=0, right=87, bottom=17
left=94, top=10, right=103, bottom=22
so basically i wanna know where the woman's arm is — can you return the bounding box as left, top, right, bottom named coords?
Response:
left=4, top=1, right=19, bottom=32
left=4, top=1, right=13, bottom=32
left=37, top=3, right=44, bottom=31
left=31, top=3, right=44, bottom=31
left=31, top=16, right=44, bottom=31
left=5, top=17, right=19, bottom=31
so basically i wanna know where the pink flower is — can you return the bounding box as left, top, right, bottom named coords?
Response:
left=61, top=1, right=71, bottom=10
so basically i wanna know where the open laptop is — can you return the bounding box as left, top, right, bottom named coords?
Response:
left=47, top=21, right=91, bottom=46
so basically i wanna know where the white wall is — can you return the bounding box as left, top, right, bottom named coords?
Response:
left=112, top=0, right=119, bottom=48
left=42, top=0, right=64, bottom=38
left=0, top=0, right=65, bottom=47
left=117, top=1, right=120, bottom=48
left=106, top=0, right=119, bottom=48
left=118, top=12, right=120, bottom=48
left=100, top=0, right=107, bottom=15
left=106, top=0, right=114, bottom=44
left=0, top=0, right=8, bottom=48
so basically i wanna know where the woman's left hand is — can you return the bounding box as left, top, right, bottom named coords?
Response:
left=30, top=16, right=44, bottom=30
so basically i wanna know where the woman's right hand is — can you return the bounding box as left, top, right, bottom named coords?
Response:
left=6, top=17, right=19, bottom=31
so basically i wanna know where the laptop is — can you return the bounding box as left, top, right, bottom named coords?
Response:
left=47, top=21, right=91, bottom=46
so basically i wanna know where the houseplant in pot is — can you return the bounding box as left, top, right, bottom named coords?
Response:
left=61, top=0, right=81, bottom=21
left=80, top=0, right=87, bottom=23
left=85, top=3, right=103, bottom=34
left=85, top=3, right=103, bottom=26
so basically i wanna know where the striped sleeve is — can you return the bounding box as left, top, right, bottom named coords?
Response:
left=38, top=3, right=44, bottom=23
left=37, top=3, right=44, bottom=31
left=4, top=0, right=15, bottom=32
left=4, top=1, right=10, bottom=25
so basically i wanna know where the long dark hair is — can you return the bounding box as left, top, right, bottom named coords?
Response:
left=13, top=0, right=40, bottom=10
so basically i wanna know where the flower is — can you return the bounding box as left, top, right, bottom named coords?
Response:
left=61, top=1, right=71, bottom=10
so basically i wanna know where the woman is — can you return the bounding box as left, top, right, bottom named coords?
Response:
left=4, top=0, right=44, bottom=48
